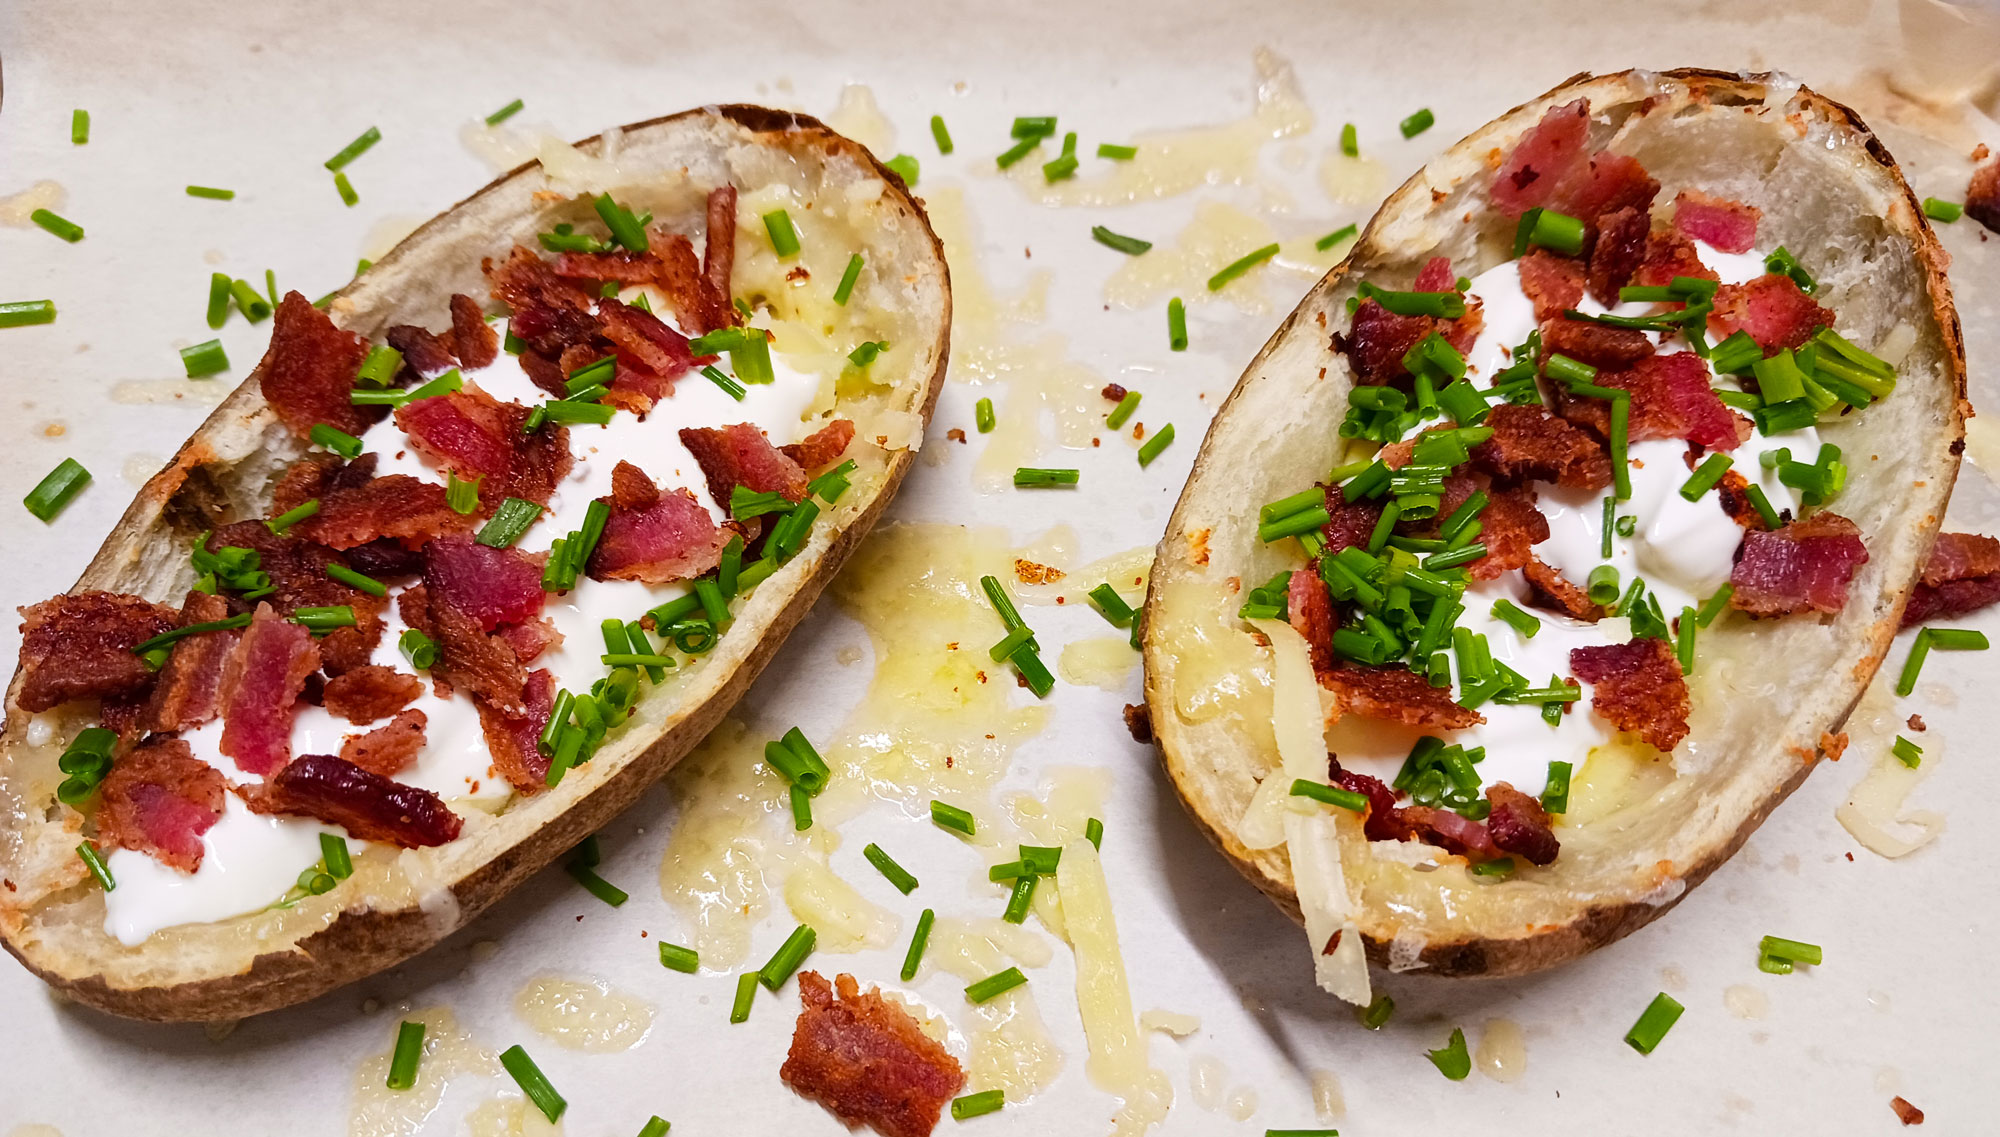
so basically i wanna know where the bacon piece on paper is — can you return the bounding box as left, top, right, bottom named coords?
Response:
left=1287, top=569, right=1336, bottom=675
left=1470, top=404, right=1613, bottom=490
left=781, top=971, right=966, bottom=1137
left=476, top=668, right=555, bottom=793
left=1903, top=532, right=2000, bottom=627
left=1570, top=637, right=1691, bottom=752
left=1524, top=556, right=1601, bottom=622
left=258, top=292, right=377, bottom=440
left=587, top=461, right=733, bottom=584
left=246, top=753, right=461, bottom=848
left=1558, top=351, right=1744, bottom=451
left=1469, top=487, right=1552, bottom=580
left=1485, top=781, right=1560, bottom=865
left=14, top=591, right=178, bottom=713
left=1708, top=273, right=1833, bottom=352
left=1586, top=205, right=1651, bottom=304
left=94, top=739, right=225, bottom=874
left=216, top=604, right=321, bottom=777
left=144, top=591, right=240, bottom=732
left=322, top=664, right=423, bottom=725
left=423, top=535, right=547, bottom=632
left=384, top=324, right=459, bottom=377
left=781, top=420, right=857, bottom=471
left=1518, top=249, right=1586, bottom=322
left=271, top=453, right=345, bottom=518
left=447, top=293, right=499, bottom=370
left=1541, top=315, right=1656, bottom=370
left=1730, top=511, right=1870, bottom=618
left=1632, top=226, right=1716, bottom=288
left=395, top=384, right=574, bottom=508
left=486, top=245, right=600, bottom=359
left=1673, top=189, right=1761, bottom=254
left=1321, top=666, right=1483, bottom=730
left=339, top=708, right=428, bottom=777
left=1491, top=99, right=1592, bottom=216
left=680, top=422, right=811, bottom=507
left=207, top=521, right=387, bottom=675
left=1970, top=157, right=2000, bottom=233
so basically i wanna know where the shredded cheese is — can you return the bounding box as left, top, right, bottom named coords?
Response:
left=1055, top=836, right=1172, bottom=1133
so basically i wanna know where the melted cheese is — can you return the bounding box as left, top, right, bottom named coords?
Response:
left=1054, top=836, right=1173, bottom=1134
left=347, top=1006, right=498, bottom=1137
left=512, top=975, right=654, bottom=1052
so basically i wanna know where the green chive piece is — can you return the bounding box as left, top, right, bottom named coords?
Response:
left=1207, top=243, right=1280, bottom=290
left=901, top=908, right=936, bottom=981
left=266, top=498, right=320, bottom=535
left=1289, top=778, right=1369, bottom=811
left=833, top=253, right=864, bottom=306
left=729, top=971, right=759, bottom=1023
left=1680, top=453, right=1733, bottom=501
left=1923, top=197, right=1964, bottom=223
left=1087, top=583, right=1136, bottom=627
left=333, top=171, right=358, bottom=207
left=700, top=364, right=746, bottom=400
left=1002, top=872, right=1038, bottom=922
left=951, top=1090, right=1005, bottom=1120
left=1358, top=994, right=1395, bottom=1030
left=1399, top=108, right=1436, bottom=138
left=1586, top=564, right=1621, bottom=607
left=932, top=800, right=976, bottom=836
left=446, top=473, right=481, bottom=515
left=291, top=604, right=356, bottom=633
left=1541, top=760, right=1572, bottom=814
left=566, top=861, right=629, bottom=906
left=593, top=194, right=649, bottom=253
left=186, top=185, right=235, bottom=201
left=319, top=832, right=354, bottom=880
left=1758, top=935, right=1823, bottom=972
left=385, top=1020, right=425, bottom=1090
left=885, top=153, right=921, bottom=186
left=477, top=497, right=542, bottom=548
left=1106, top=391, right=1142, bottom=430
left=965, top=966, right=1027, bottom=1004
left=1697, top=584, right=1734, bottom=627
left=24, top=457, right=91, bottom=521
left=1892, top=735, right=1923, bottom=768
left=1897, top=626, right=1990, bottom=696
left=996, top=137, right=1040, bottom=169
left=72, top=109, right=90, bottom=145
left=1315, top=223, right=1359, bottom=252
left=1168, top=296, right=1188, bottom=351
left=848, top=340, right=890, bottom=368
left=762, top=209, right=801, bottom=258
left=790, top=783, right=813, bottom=831
left=499, top=1045, right=566, bottom=1123
left=230, top=278, right=271, bottom=322
left=1014, top=467, right=1079, bottom=487
left=355, top=343, right=403, bottom=388
left=0, top=299, right=58, bottom=328
left=265, top=269, right=280, bottom=308
left=327, top=563, right=386, bottom=598
left=1085, top=818, right=1104, bottom=848
left=1011, top=116, right=1058, bottom=139
left=1137, top=423, right=1176, bottom=467
left=1097, top=142, right=1138, bottom=160
left=30, top=209, right=84, bottom=243
left=77, top=842, right=116, bottom=891
left=975, top=397, right=996, bottom=433
left=759, top=924, right=817, bottom=990
left=863, top=843, right=920, bottom=894
left=1091, top=226, right=1153, bottom=255
left=1340, top=123, right=1359, bottom=156
left=930, top=115, right=954, bottom=154
left=485, top=99, right=524, bottom=126
left=324, top=126, right=381, bottom=171
left=204, top=273, right=233, bottom=329
left=1426, top=1027, right=1470, bottom=1079
left=637, top=1118, right=671, bottom=1137
left=1490, top=599, right=1539, bottom=639
left=1624, top=993, right=1685, bottom=1054
left=659, top=942, right=699, bottom=974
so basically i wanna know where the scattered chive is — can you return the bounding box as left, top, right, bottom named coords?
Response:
left=1542, top=760, right=1572, bottom=814
left=1697, top=584, right=1734, bottom=627
left=1168, top=296, right=1188, bottom=351
left=72, top=109, right=90, bottom=145
left=566, top=861, right=628, bottom=906
left=24, top=458, right=91, bottom=521
left=265, top=269, right=280, bottom=308
left=637, top=1118, right=670, bottom=1137
left=204, top=273, right=233, bottom=329
left=951, top=1091, right=1005, bottom=1120
left=77, top=842, right=115, bottom=891
left=864, top=843, right=920, bottom=894
left=30, top=209, right=84, bottom=243
left=964, top=967, right=1027, bottom=1004
left=659, top=943, right=700, bottom=974
left=327, top=563, right=386, bottom=597
left=1892, top=735, right=1923, bottom=768
left=129, top=614, right=254, bottom=657
left=848, top=340, right=890, bottom=368
left=229, top=278, right=271, bottom=322
left=1087, top=583, right=1136, bottom=627
left=1002, top=873, right=1037, bottom=923
left=1013, top=467, right=1079, bottom=488
left=762, top=209, right=801, bottom=258
left=1207, top=243, right=1280, bottom=291
left=385, top=1020, right=425, bottom=1090
left=1624, top=993, right=1685, bottom=1054
left=1315, top=223, right=1358, bottom=252
left=1358, top=994, right=1395, bottom=1030
left=1426, top=1027, right=1470, bottom=1079
left=593, top=194, right=649, bottom=253
left=484, top=99, right=524, bottom=126
left=833, top=253, right=864, bottom=306
left=729, top=971, right=759, bottom=1023
left=1011, top=116, right=1057, bottom=139
left=333, top=171, right=358, bottom=207
left=186, top=185, right=235, bottom=201
left=0, top=300, right=58, bottom=328
left=901, top=908, right=936, bottom=981
left=477, top=497, right=542, bottom=548
left=1097, top=142, right=1138, bottom=160
left=1091, top=226, right=1153, bottom=255
left=1896, top=626, right=1989, bottom=696
left=886, top=153, right=921, bottom=186
left=499, top=1045, right=566, bottom=1123
left=758, top=924, right=817, bottom=990
left=446, top=473, right=481, bottom=515
left=291, top=604, right=357, bottom=633
left=700, top=365, right=747, bottom=401
left=1586, top=564, right=1621, bottom=607
left=1679, top=453, right=1733, bottom=501
left=930, top=115, right=954, bottom=154
left=1340, top=123, right=1358, bottom=156
left=1490, top=599, right=1539, bottom=639
left=1289, top=778, right=1369, bottom=811
left=266, top=498, right=320, bottom=535
left=1107, top=390, right=1142, bottom=430
left=324, top=126, right=381, bottom=171
left=789, top=782, right=813, bottom=830
left=1757, top=935, right=1823, bottom=974
left=1085, top=818, right=1104, bottom=848
left=1042, top=152, right=1078, bottom=182
left=931, top=800, right=976, bottom=836
left=1400, top=108, right=1436, bottom=138
left=1137, top=423, right=1175, bottom=467
left=996, top=137, right=1040, bottom=169
left=975, top=397, right=996, bottom=433
left=1922, top=197, right=1963, bottom=224
left=1743, top=483, right=1782, bottom=529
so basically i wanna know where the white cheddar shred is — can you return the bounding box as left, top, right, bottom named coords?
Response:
left=1055, top=836, right=1172, bottom=1133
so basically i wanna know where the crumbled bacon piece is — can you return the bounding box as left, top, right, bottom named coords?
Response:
left=1570, top=637, right=1691, bottom=751
left=1920, top=531, right=2000, bottom=587
left=207, top=521, right=387, bottom=675
left=385, top=324, right=459, bottom=377
left=99, top=691, right=150, bottom=738
left=1524, top=556, right=1600, bottom=622
left=1412, top=257, right=1455, bottom=292
left=680, top=422, right=810, bottom=506
left=700, top=185, right=740, bottom=334
left=423, top=535, right=547, bottom=632
left=1715, top=470, right=1775, bottom=531
left=1730, top=511, right=1869, bottom=617
left=1469, top=486, right=1551, bottom=580
left=1517, top=249, right=1585, bottom=322
left=295, top=473, right=474, bottom=550
left=1329, top=763, right=1408, bottom=842
left=596, top=298, right=699, bottom=413
left=1969, top=157, right=2000, bottom=233
left=258, top=292, right=377, bottom=441
left=1491, top=99, right=1591, bottom=216
left=781, top=420, right=857, bottom=471
left=588, top=461, right=734, bottom=584
left=93, top=739, right=224, bottom=874
left=144, top=590, right=239, bottom=732
left=1101, top=383, right=1129, bottom=403
left=271, top=452, right=345, bottom=517
left=339, top=708, right=428, bottom=776
left=1319, top=491, right=1384, bottom=556
left=781, top=971, right=966, bottom=1137
left=421, top=575, right=528, bottom=714
left=1673, top=189, right=1761, bottom=254
left=246, top=753, right=461, bottom=848
left=322, top=664, right=422, bottom=724
left=1555, top=152, right=1660, bottom=233
left=217, top=603, right=321, bottom=776
left=1585, top=205, right=1650, bottom=304
left=1559, top=351, right=1743, bottom=451
left=1631, top=225, right=1716, bottom=288
left=1333, top=257, right=1482, bottom=384
left=1404, top=805, right=1502, bottom=861
left=447, top=293, right=499, bottom=370
left=1321, top=666, right=1483, bottom=729
left=1287, top=569, right=1336, bottom=674
left=395, top=383, right=574, bottom=508
left=1890, top=1096, right=1926, bottom=1126
left=498, top=617, right=563, bottom=663
left=1903, top=532, right=2000, bottom=627
left=1471, top=404, right=1612, bottom=489
left=476, top=669, right=556, bottom=792
left=486, top=245, right=599, bottom=359
left=1708, top=274, right=1833, bottom=352
left=1485, top=782, right=1560, bottom=865
left=1540, top=315, right=1656, bottom=370
left=14, top=591, right=178, bottom=713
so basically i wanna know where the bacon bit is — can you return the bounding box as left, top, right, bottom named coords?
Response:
left=1321, top=665, right=1483, bottom=729
left=1472, top=404, right=1613, bottom=489
left=421, top=558, right=530, bottom=714
left=1317, top=490, right=1386, bottom=557
left=1968, top=158, right=2000, bottom=233
left=395, top=384, right=574, bottom=508
left=946, top=428, right=966, bottom=443
left=1404, top=804, right=1502, bottom=861
left=271, top=452, right=344, bottom=517
left=1585, top=205, right=1650, bottom=304
left=218, top=604, right=321, bottom=776
left=1491, top=99, right=1591, bottom=216
left=1903, top=531, right=2000, bottom=627
left=1908, top=713, right=1927, bottom=732
left=1485, top=782, right=1560, bottom=865
left=144, top=591, right=239, bottom=732
left=1412, top=257, right=1455, bottom=292
left=589, top=461, right=733, bottom=584
left=339, top=708, right=428, bottom=776
left=1524, top=556, right=1601, bottom=622
left=1517, top=249, right=1586, bottom=321
left=424, top=535, right=547, bottom=632
left=447, top=293, right=498, bottom=370
left=385, top=324, right=459, bottom=377
left=1819, top=730, right=1849, bottom=762
left=1322, top=929, right=1343, bottom=955
left=597, top=298, right=699, bottom=411
left=258, top=292, right=378, bottom=441
left=1556, top=152, right=1660, bottom=233
left=1101, top=383, right=1129, bottom=403
left=1716, top=470, right=1774, bottom=530
left=1333, top=258, right=1482, bottom=384
left=322, top=664, right=422, bottom=724
left=1560, top=351, right=1743, bottom=451
left=1123, top=702, right=1154, bottom=744
left=486, top=246, right=599, bottom=359
left=701, top=185, right=741, bottom=334
left=1708, top=274, right=1834, bottom=352
left=1329, top=764, right=1407, bottom=841
left=781, top=420, right=857, bottom=471
left=476, top=668, right=555, bottom=792
left=94, top=739, right=224, bottom=873
left=1920, top=530, right=2000, bottom=587
left=1540, top=315, right=1656, bottom=370
left=1571, top=637, right=1691, bottom=751
left=14, top=591, right=178, bottom=713
left=1730, top=511, right=1870, bottom=617
left=1673, top=190, right=1761, bottom=254
left=680, top=422, right=810, bottom=506
left=498, top=617, right=563, bottom=664
left=297, top=473, right=474, bottom=551
left=1469, top=487, right=1551, bottom=580
left=1012, top=559, right=1067, bottom=588
left=1288, top=570, right=1336, bottom=675
left=208, top=521, right=387, bottom=675
left=1632, top=225, right=1716, bottom=288
left=246, top=753, right=461, bottom=848
left=1890, top=1096, right=1925, bottom=1126
left=781, top=971, right=966, bottom=1137
left=518, top=349, right=569, bottom=398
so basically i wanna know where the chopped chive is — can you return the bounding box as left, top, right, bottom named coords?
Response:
left=932, top=800, right=976, bottom=836
left=446, top=473, right=481, bottom=516
left=566, top=861, right=628, bottom=906
left=762, top=209, right=801, bottom=258
left=1107, top=390, right=1141, bottom=430
left=0, top=299, right=58, bottom=328
left=1289, top=779, right=1369, bottom=811
left=1097, top=142, right=1138, bottom=160
left=1757, top=935, right=1823, bottom=973
left=1358, top=994, right=1395, bottom=1029
left=576, top=834, right=603, bottom=867
left=848, top=340, right=890, bottom=368
left=538, top=399, right=615, bottom=426
left=229, top=278, right=270, bottom=322
left=659, top=942, right=700, bottom=974
left=901, top=908, right=936, bottom=981
left=1002, top=872, right=1038, bottom=922
left=996, top=137, right=1040, bottom=169
left=291, top=604, right=356, bottom=633
left=1676, top=606, right=1698, bottom=674
left=1426, top=1027, right=1470, bottom=1079
left=1018, top=845, right=1062, bottom=875
left=1091, top=226, right=1153, bottom=255
left=326, top=563, right=386, bottom=597
left=1680, top=453, right=1733, bottom=501
left=592, top=194, right=649, bottom=253
left=863, top=843, right=920, bottom=894
left=1087, top=583, right=1136, bottom=627
left=1922, top=197, right=1963, bottom=223
left=265, top=269, right=280, bottom=308
left=324, top=126, right=381, bottom=171
left=699, top=364, right=746, bottom=400
left=129, top=614, right=253, bottom=657
left=186, top=185, right=235, bottom=201
left=1897, top=626, right=1989, bottom=696
left=1490, top=599, right=1539, bottom=639
left=886, top=153, right=921, bottom=186
left=333, top=171, right=358, bottom=206
left=1624, top=993, right=1685, bottom=1054
left=951, top=1091, right=1005, bottom=1120
left=477, top=497, right=542, bottom=548
left=1042, top=152, right=1079, bottom=181
left=1207, top=243, right=1280, bottom=291
left=1014, top=467, right=1079, bottom=487
left=385, top=1020, right=425, bottom=1090
left=499, top=1045, right=566, bottom=1123
left=1697, top=584, right=1734, bottom=627
left=1340, top=122, right=1359, bottom=156
left=930, top=115, right=954, bottom=154
left=790, top=783, right=813, bottom=831
left=266, top=498, right=320, bottom=535
left=759, top=923, right=817, bottom=990
left=484, top=98, right=524, bottom=126
left=1586, top=564, right=1620, bottom=607
left=1011, top=116, right=1057, bottom=139
left=965, top=966, right=1027, bottom=1004
left=1167, top=296, right=1188, bottom=351
left=637, top=1119, right=670, bottom=1137
left=988, top=860, right=1027, bottom=882
left=354, top=343, right=402, bottom=388
left=1541, top=760, right=1572, bottom=814
left=833, top=253, right=864, bottom=306
left=729, top=971, right=760, bottom=1023
left=1085, top=818, right=1104, bottom=848
left=319, top=832, right=354, bottom=880
left=72, top=109, right=90, bottom=145
left=204, top=272, right=233, bottom=329
left=1137, top=423, right=1175, bottom=467
left=1315, top=223, right=1359, bottom=252
left=975, top=397, right=996, bottom=433
left=1399, top=108, right=1436, bottom=138
left=1892, top=735, right=1923, bottom=768
left=77, top=841, right=115, bottom=891
left=24, top=458, right=91, bottom=521
left=31, top=209, right=84, bottom=243
left=730, top=335, right=774, bottom=385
